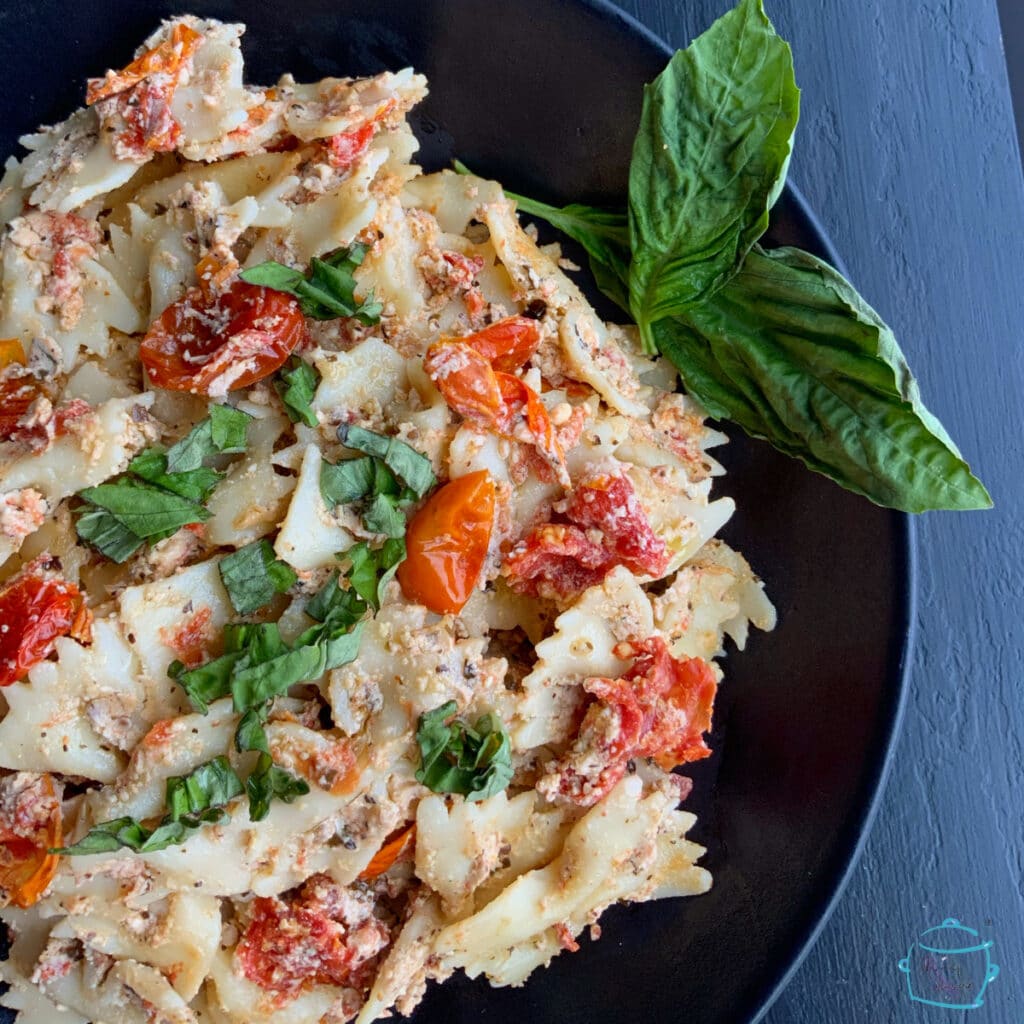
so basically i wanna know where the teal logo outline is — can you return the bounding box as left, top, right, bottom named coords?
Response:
left=897, top=918, right=1000, bottom=1010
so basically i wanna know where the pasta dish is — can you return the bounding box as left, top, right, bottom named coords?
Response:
left=0, top=17, right=774, bottom=1023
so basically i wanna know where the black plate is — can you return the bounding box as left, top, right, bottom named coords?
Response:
left=0, top=2, right=914, bottom=1022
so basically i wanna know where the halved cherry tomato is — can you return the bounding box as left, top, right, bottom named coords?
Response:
left=140, top=280, right=305, bottom=395
left=424, top=339, right=564, bottom=479
left=398, top=470, right=495, bottom=615
left=424, top=341, right=504, bottom=425
left=0, top=570, right=80, bottom=686
left=358, top=823, right=415, bottom=880
left=458, top=316, right=541, bottom=373
left=86, top=22, right=202, bottom=104
left=0, top=773, right=62, bottom=909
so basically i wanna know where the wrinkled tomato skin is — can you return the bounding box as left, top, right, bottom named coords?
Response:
left=423, top=341, right=504, bottom=425
left=398, top=471, right=495, bottom=615
left=460, top=316, right=541, bottom=372
left=0, top=574, right=79, bottom=686
left=140, top=281, right=305, bottom=395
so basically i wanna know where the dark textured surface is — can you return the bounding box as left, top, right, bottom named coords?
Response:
left=616, top=0, right=1024, bottom=1021
left=998, top=0, right=1024, bottom=163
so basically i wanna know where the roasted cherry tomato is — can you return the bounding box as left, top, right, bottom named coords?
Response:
left=140, top=280, right=305, bottom=395
left=504, top=472, right=668, bottom=600
left=459, top=316, right=541, bottom=372
left=0, top=773, right=62, bottom=909
left=547, top=637, right=718, bottom=807
left=423, top=340, right=504, bottom=424
left=0, top=570, right=80, bottom=686
left=424, top=339, right=564, bottom=479
left=398, top=470, right=495, bottom=615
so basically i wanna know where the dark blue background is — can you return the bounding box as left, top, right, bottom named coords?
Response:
left=619, top=1, right=1024, bottom=1022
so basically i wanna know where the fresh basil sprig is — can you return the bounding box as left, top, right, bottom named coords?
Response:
left=219, top=540, right=298, bottom=616
left=415, top=701, right=513, bottom=802
left=241, top=243, right=383, bottom=324
left=75, top=406, right=253, bottom=562
left=53, top=756, right=243, bottom=855
left=457, top=0, right=989, bottom=513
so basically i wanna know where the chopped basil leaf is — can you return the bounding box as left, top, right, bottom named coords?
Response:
left=241, top=243, right=383, bottom=324
left=230, top=642, right=331, bottom=711
left=165, top=406, right=252, bottom=473
left=320, top=455, right=377, bottom=506
left=246, top=752, right=310, bottom=822
left=78, top=480, right=209, bottom=537
left=346, top=538, right=406, bottom=611
left=362, top=492, right=405, bottom=538
left=170, top=651, right=243, bottom=714
left=53, top=758, right=242, bottom=855
left=164, top=756, right=244, bottom=821
left=128, top=447, right=222, bottom=502
left=338, top=425, right=436, bottom=498
left=219, top=540, right=298, bottom=616
left=415, top=701, right=513, bottom=802
left=276, top=358, right=321, bottom=427
left=304, top=570, right=366, bottom=628
left=75, top=506, right=144, bottom=563
left=235, top=706, right=270, bottom=754
left=136, top=808, right=229, bottom=852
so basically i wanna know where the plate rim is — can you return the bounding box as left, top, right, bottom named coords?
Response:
left=566, top=0, right=918, bottom=1019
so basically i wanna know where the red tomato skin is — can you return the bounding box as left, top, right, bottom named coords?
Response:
left=460, top=316, right=541, bottom=372
left=140, top=281, right=305, bottom=395
left=397, top=471, right=496, bottom=615
left=0, top=573, right=79, bottom=686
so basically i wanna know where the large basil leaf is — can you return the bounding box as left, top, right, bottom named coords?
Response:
left=628, top=0, right=799, bottom=338
left=658, top=247, right=991, bottom=512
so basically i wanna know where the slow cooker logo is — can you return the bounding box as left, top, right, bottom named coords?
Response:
left=897, top=918, right=1000, bottom=1010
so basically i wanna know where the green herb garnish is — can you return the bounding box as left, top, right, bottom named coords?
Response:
left=321, top=426, right=436, bottom=539
left=275, top=357, right=321, bottom=428
left=241, top=243, right=383, bottom=324
left=53, top=756, right=243, bottom=855
left=219, top=540, right=298, bottom=616
left=415, top=701, right=513, bottom=802
left=75, top=407, right=253, bottom=562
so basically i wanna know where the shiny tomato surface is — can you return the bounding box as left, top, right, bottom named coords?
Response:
left=459, top=315, right=541, bottom=372
left=140, top=280, right=305, bottom=395
left=397, top=470, right=495, bottom=615
left=0, top=572, right=79, bottom=686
